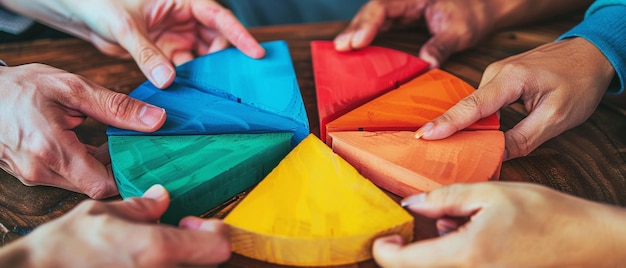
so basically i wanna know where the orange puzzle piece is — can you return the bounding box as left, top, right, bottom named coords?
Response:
left=329, top=131, right=505, bottom=197
left=325, top=68, right=500, bottom=144
left=311, top=41, right=429, bottom=144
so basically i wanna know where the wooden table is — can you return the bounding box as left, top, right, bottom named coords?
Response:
left=2, top=10, right=626, bottom=268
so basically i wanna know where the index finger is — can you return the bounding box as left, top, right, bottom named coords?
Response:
left=192, top=1, right=265, bottom=59
left=416, top=74, right=520, bottom=140
left=334, top=1, right=386, bottom=51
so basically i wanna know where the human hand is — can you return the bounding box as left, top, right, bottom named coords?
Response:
left=334, top=0, right=591, bottom=67
left=373, top=182, right=626, bottom=267
left=0, top=63, right=166, bottom=198
left=3, top=0, right=265, bottom=88
left=0, top=185, right=231, bottom=268
left=414, top=37, right=615, bottom=159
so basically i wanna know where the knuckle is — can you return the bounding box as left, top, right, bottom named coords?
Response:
left=434, top=112, right=459, bottom=131
left=104, top=92, right=137, bottom=120
left=229, top=29, right=246, bottom=46
left=137, top=46, right=160, bottom=66
left=505, top=131, right=532, bottom=158
left=457, top=94, right=482, bottom=112
left=484, top=61, right=505, bottom=76
left=499, top=61, right=532, bottom=80
left=51, top=73, right=91, bottom=107
left=34, top=145, right=61, bottom=167
left=81, top=181, right=112, bottom=199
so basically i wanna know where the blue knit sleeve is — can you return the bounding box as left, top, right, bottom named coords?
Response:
left=558, top=1, right=626, bottom=94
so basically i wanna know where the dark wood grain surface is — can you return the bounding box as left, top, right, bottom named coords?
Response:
left=1, top=10, right=626, bottom=267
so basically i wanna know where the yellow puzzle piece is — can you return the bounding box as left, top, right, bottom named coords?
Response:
left=224, top=134, right=413, bottom=266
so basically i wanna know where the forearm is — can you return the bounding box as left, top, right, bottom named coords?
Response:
left=584, top=202, right=626, bottom=266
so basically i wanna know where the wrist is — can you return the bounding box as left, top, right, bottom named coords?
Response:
left=579, top=201, right=626, bottom=266
left=599, top=205, right=626, bottom=264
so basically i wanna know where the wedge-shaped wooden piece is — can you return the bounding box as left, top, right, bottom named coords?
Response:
left=107, top=40, right=308, bottom=146
left=311, top=41, right=429, bottom=143
left=330, top=131, right=504, bottom=197
left=326, top=69, right=500, bottom=143
left=224, top=134, right=413, bottom=266
left=109, top=133, right=292, bottom=224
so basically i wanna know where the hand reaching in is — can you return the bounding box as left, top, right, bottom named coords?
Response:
left=0, top=185, right=231, bottom=267
left=0, top=63, right=166, bottom=198
left=2, top=0, right=265, bottom=88
left=415, top=37, right=615, bottom=159
left=373, top=182, right=626, bottom=267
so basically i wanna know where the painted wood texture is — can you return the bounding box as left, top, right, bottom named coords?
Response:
left=108, top=133, right=292, bottom=224
left=107, top=40, right=308, bottom=146
left=311, top=41, right=429, bottom=144
left=330, top=131, right=504, bottom=197
left=224, top=134, right=413, bottom=266
left=326, top=68, right=500, bottom=142
left=6, top=15, right=626, bottom=268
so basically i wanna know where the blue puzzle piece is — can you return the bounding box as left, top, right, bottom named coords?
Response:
left=107, top=40, right=309, bottom=146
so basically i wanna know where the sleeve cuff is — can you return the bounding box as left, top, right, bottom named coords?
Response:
left=558, top=5, right=626, bottom=94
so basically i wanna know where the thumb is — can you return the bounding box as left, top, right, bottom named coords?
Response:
left=107, top=184, right=171, bottom=222
left=372, top=231, right=466, bottom=267
left=418, top=33, right=460, bottom=68
left=372, top=234, right=413, bottom=267
left=502, top=107, right=559, bottom=160
left=79, top=82, right=166, bottom=132
left=401, top=184, right=485, bottom=218
left=112, top=20, right=175, bottom=89
left=373, top=184, right=493, bottom=267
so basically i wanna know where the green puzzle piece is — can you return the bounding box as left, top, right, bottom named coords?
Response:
left=108, top=132, right=293, bottom=224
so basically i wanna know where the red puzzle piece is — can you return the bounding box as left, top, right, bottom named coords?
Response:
left=311, top=41, right=429, bottom=143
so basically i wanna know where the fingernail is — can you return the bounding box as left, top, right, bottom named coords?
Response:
left=199, top=221, right=220, bottom=232
left=401, top=193, right=426, bottom=207
left=139, top=105, right=165, bottom=127
left=414, top=122, right=433, bottom=139
left=179, top=217, right=202, bottom=229
left=334, top=34, right=348, bottom=50
left=142, top=184, right=167, bottom=200
left=151, top=64, right=173, bottom=88
left=353, top=30, right=367, bottom=45
left=424, top=56, right=439, bottom=69
left=420, top=50, right=440, bottom=69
